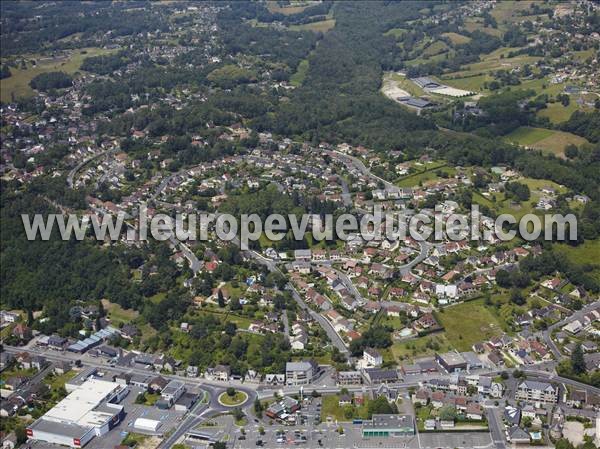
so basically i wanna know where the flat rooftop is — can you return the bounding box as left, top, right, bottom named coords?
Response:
left=364, top=414, right=414, bottom=430
left=45, top=378, right=121, bottom=425
left=30, top=418, right=91, bottom=439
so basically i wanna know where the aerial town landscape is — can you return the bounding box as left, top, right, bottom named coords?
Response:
left=0, top=1, right=599, bottom=448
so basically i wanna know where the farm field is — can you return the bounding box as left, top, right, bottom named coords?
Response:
left=441, top=32, right=471, bottom=45
left=438, top=299, right=503, bottom=352
left=1, top=47, right=115, bottom=102
left=290, top=18, right=335, bottom=32
left=504, top=126, right=589, bottom=157
left=266, top=1, right=316, bottom=15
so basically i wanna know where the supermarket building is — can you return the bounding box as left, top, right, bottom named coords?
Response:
left=27, top=377, right=127, bottom=448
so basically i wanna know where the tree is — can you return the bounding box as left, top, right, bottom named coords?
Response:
left=254, top=398, right=263, bottom=418
left=571, top=343, right=586, bottom=375
left=227, top=387, right=236, bottom=397
left=439, top=404, right=458, bottom=421
left=217, top=289, right=225, bottom=307
left=230, top=296, right=241, bottom=311
left=510, top=289, right=525, bottom=306
left=367, top=396, right=397, bottom=417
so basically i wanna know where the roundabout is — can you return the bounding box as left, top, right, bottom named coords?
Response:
left=217, top=389, right=249, bottom=407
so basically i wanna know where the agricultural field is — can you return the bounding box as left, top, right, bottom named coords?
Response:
left=441, top=32, right=471, bottom=45
left=0, top=47, right=115, bottom=102
left=289, top=18, right=335, bottom=32
left=504, top=126, right=589, bottom=157
left=266, top=1, right=316, bottom=15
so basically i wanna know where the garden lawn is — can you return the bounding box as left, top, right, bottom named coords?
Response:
left=320, top=394, right=370, bottom=422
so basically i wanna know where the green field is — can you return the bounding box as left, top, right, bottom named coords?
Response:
left=438, top=299, right=503, bottom=351
left=266, top=1, right=315, bottom=15
left=554, top=239, right=600, bottom=266
left=1, top=47, right=115, bottom=102
left=391, top=334, right=451, bottom=362
left=385, top=28, right=408, bottom=38
left=441, top=32, right=471, bottom=45
left=290, top=19, right=335, bottom=32
left=101, top=299, right=139, bottom=324
left=504, top=126, right=589, bottom=157
left=290, top=59, right=309, bottom=87
left=504, top=127, right=554, bottom=146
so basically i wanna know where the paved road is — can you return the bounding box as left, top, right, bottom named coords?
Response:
left=67, top=149, right=115, bottom=188
left=328, top=149, right=400, bottom=193
left=539, top=302, right=599, bottom=360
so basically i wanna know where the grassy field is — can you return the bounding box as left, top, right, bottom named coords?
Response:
left=385, top=28, right=408, bottom=38
left=490, top=1, right=537, bottom=24
left=290, top=59, right=309, bottom=87
left=290, top=19, right=335, bottom=32
left=438, top=299, right=503, bottom=352
left=504, top=126, right=589, bottom=157
left=101, top=299, right=139, bottom=325
left=538, top=100, right=594, bottom=124
left=43, top=370, right=76, bottom=391
left=391, top=334, right=451, bottom=362
left=1, top=47, right=115, bottom=102
left=554, top=239, right=600, bottom=266
left=504, top=127, right=554, bottom=146
left=396, top=165, right=454, bottom=188
left=266, top=1, right=315, bottom=15
left=441, top=32, right=471, bottom=45
left=422, top=40, right=449, bottom=57
left=321, top=394, right=370, bottom=422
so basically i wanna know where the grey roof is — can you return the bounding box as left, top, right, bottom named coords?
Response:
left=286, top=361, right=313, bottom=372
left=508, top=426, right=530, bottom=440
left=363, top=414, right=413, bottom=430
left=30, top=418, right=91, bottom=438
left=519, top=380, right=556, bottom=393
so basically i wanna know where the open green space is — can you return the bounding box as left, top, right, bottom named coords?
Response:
left=1, top=47, right=115, bottom=102
left=441, top=32, right=471, bottom=45
left=102, top=300, right=139, bottom=324
left=290, top=59, right=309, bottom=87
left=503, top=126, right=589, bottom=157
left=321, top=394, right=370, bottom=422
left=290, top=19, right=335, bottom=32
left=438, top=299, right=503, bottom=352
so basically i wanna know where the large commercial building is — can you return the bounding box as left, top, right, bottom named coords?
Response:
left=27, top=378, right=127, bottom=448
left=362, top=414, right=415, bottom=438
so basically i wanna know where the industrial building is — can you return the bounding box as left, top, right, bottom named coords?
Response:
left=27, top=378, right=127, bottom=448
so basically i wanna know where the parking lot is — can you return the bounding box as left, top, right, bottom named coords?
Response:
left=86, top=386, right=186, bottom=449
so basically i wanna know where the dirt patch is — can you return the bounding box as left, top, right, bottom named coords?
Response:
left=381, top=73, right=411, bottom=100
